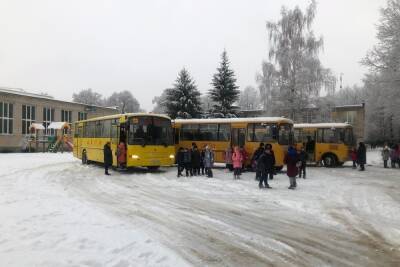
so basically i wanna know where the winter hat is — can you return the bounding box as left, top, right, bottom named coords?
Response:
left=288, top=146, right=297, bottom=157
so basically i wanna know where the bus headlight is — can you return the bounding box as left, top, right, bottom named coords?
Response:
left=132, top=155, right=139, bottom=159
left=169, top=154, right=175, bottom=159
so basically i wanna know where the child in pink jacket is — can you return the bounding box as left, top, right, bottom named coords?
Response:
left=232, top=146, right=243, bottom=179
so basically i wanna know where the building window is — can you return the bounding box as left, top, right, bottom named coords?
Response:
left=43, top=107, right=55, bottom=135
left=22, top=105, right=36, bottom=134
left=78, top=112, right=87, bottom=121
left=61, top=110, right=72, bottom=123
left=0, top=102, right=14, bottom=134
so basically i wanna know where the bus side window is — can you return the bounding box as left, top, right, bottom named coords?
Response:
left=74, top=126, right=79, bottom=138
left=247, top=124, right=255, bottom=142
left=218, top=124, right=230, bottom=141
left=317, top=129, right=324, bottom=143
left=174, top=128, right=180, bottom=144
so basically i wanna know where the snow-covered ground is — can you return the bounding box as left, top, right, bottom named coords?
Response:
left=0, top=150, right=399, bottom=266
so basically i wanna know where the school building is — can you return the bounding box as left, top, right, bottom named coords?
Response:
left=0, top=87, right=118, bottom=152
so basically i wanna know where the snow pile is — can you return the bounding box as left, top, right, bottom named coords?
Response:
left=0, top=153, right=189, bottom=267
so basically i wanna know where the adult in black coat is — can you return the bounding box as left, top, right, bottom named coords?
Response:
left=357, top=142, right=367, bottom=171
left=103, top=142, right=113, bottom=175
left=264, top=148, right=275, bottom=180
left=252, top=143, right=265, bottom=181
left=176, top=147, right=185, bottom=177
left=257, top=150, right=274, bottom=189
left=265, top=144, right=276, bottom=177
left=298, top=147, right=308, bottom=178
left=183, top=148, right=193, bottom=177
left=191, top=146, right=201, bottom=176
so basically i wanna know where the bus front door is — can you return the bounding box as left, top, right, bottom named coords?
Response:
left=111, top=124, right=120, bottom=167
left=305, top=132, right=317, bottom=162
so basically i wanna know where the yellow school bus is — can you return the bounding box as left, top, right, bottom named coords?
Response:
left=73, top=113, right=175, bottom=169
left=173, top=117, right=294, bottom=170
left=294, top=123, right=355, bottom=167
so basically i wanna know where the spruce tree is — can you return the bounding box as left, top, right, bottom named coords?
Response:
left=209, top=50, right=240, bottom=115
left=165, top=68, right=202, bottom=119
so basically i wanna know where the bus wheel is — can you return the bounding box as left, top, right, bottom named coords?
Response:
left=82, top=151, right=88, bottom=165
left=323, top=154, right=336, bottom=168
left=147, top=166, right=160, bottom=171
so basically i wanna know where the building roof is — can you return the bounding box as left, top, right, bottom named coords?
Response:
left=334, top=104, right=365, bottom=110
left=174, top=117, right=293, bottom=124
left=30, top=123, right=45, bottom=130
left=294, top=123, right=352, bottom=129
left=0, top=87, right=117, bottom=111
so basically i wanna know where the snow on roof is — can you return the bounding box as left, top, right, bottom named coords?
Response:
left=0, top=87, right=53, bottom=99
left=174, top=117, right=293, bottom=124
left=30, top=123, right=45, bottom=130
left=334, top=104, right=364, bottom=109
left=79, top=113, right=171, bottom=123
left=294, top=123, right=352, bottom=129
left=48, top=122, right=70, bottom=130
left=0, top=87, right=117, bottom=110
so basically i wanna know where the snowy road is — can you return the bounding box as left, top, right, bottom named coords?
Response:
left=0, top=153, right=399, bottom=266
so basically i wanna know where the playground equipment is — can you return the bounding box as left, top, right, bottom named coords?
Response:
left=27, top=122, right=73, bottom=153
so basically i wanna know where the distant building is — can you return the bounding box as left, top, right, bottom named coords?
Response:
left=331, top=103, right=365, bottom=141
left=0, top=87, right=118, bottom=152
left=237, top=109, right=266, bottom=118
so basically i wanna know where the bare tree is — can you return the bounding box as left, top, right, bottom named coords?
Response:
left=362, top=0, right=400, bottom=142
left=106, top=91, right=141, bottom=113
left=72, top=88, right=103, bottom=106
left=238, top=86, right=260, bottom=110
left=266, top=0, right=327, bottom=120
left=256, top=62, right=277, bottom=114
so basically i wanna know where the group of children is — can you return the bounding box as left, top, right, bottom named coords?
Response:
left=176, top=142, right=310, bottom=190
left=381, top=144, right=400, bottom=168
left=176, top=143, right=215, bottom=178
left=225, top=143, right=308, bottom=189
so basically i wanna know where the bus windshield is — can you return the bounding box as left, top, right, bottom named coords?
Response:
left=128, top=116, right=173, bottom=146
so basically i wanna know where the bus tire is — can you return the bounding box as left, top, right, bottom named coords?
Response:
left=147, top=166, right=160, bottom=171
left=82, top=150, right=88, bottom=165
left=323, top=154, right=337, bottom=168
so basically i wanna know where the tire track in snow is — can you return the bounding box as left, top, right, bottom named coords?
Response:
left=55, top=164, right=400, bottom=267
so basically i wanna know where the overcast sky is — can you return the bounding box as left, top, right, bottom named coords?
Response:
left=0, top=0, right=386, bottom=111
